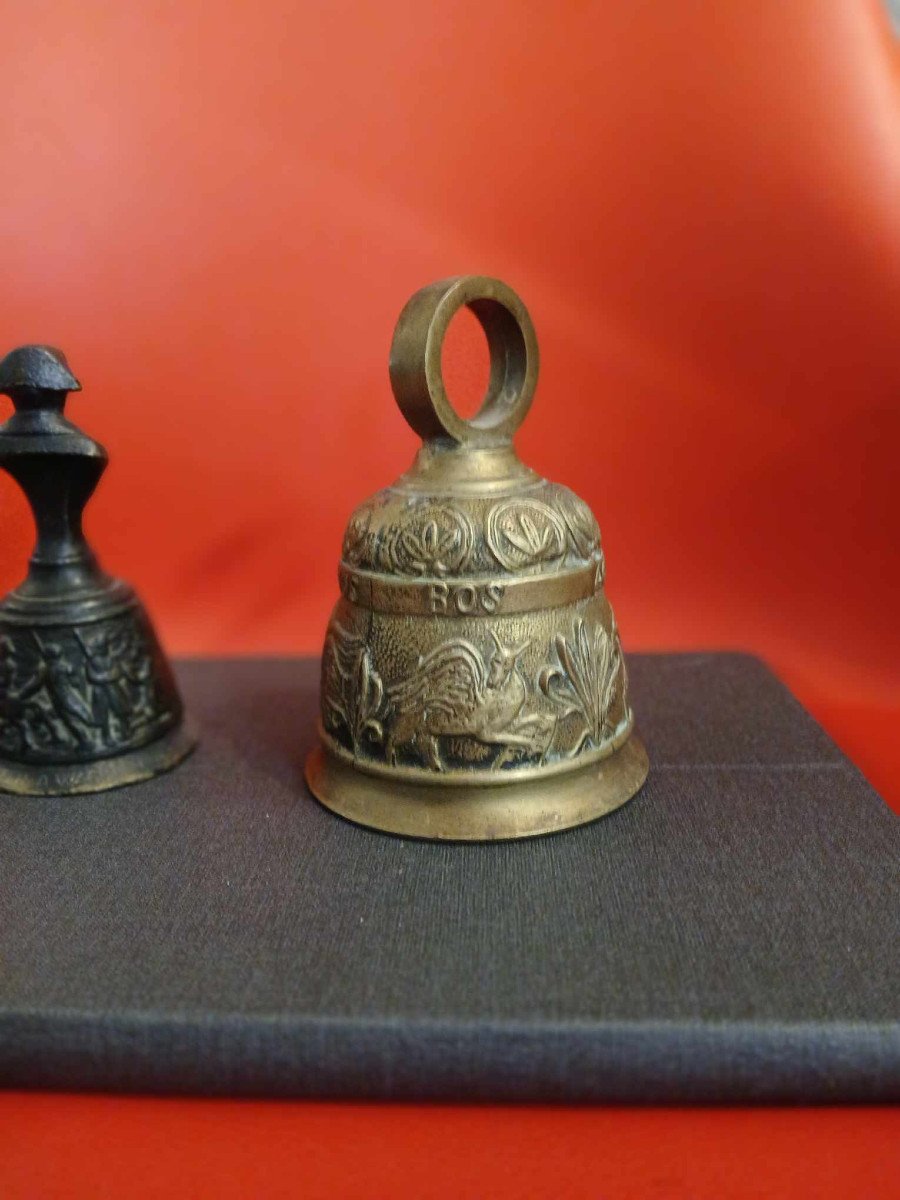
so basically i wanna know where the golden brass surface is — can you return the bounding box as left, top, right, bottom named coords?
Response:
left=305, top=275, right=648, bottom=840
left=306, top=734, right=648, bottom=842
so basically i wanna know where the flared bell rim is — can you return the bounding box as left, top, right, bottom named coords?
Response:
left=0, top=719, right=197, bottom=796
left=305, top=733, right=649, bottom=842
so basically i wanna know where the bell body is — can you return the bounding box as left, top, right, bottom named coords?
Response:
left=306, top=277, right=648, bottom=840
left=0, top=580, right=192, bottom=795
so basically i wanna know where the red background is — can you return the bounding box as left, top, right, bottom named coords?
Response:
left=1, top=2, right=898, bottom=1196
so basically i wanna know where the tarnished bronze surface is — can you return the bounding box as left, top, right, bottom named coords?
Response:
left=0, top=345, right=196, bottom=795
left=305, top=276, right=648, bottom=839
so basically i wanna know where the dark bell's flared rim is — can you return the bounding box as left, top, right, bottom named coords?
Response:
left=0, top=720, right=198, bottom=797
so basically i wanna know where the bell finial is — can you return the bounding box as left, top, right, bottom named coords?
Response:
left=0, top=345, right=82, bottom=408
left=0, top=346, right=105, bottom=599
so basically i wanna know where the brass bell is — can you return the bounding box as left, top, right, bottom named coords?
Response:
left=306, top=276, right=648, bottom=840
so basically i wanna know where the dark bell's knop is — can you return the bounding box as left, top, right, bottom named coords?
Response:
left=0, top=345, right=196, bottom=795
left=305, top=276, right=648, bottom=840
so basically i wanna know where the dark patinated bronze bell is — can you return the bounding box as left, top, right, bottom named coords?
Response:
left=0, top=345, right=196, bottom=795
left=306, top=276, right=648, bottom=840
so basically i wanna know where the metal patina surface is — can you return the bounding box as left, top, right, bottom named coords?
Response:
left=0, top=345, right=196, bottom=795
left=306, top=276, right=648, bottom=839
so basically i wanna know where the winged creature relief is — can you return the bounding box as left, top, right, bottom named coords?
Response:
left=384, top=632, right=556, bottom=771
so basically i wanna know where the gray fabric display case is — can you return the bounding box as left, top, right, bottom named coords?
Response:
left=1, top=654, right=897, bottom=1102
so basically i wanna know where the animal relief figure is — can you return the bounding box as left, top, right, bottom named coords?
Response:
left=384, top=632, right=555, bottom=771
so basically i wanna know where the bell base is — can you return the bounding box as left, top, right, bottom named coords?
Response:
left=0, top=720, right=197, bottom=797
left=305, top=734, right=649, bottom=842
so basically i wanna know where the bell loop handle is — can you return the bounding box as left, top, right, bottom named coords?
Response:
left=388, top=276, right=539, bottom=448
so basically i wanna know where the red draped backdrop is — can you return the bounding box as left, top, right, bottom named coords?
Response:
left=1, top=3, right=898, bottom=1197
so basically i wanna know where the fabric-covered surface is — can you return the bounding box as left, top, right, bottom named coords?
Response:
left=0, top=654, right=897, bottom=1102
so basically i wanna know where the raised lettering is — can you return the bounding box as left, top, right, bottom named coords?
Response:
left=455, top=584, right=477, bottom=614
left=482, top=582, right=505, bottom=613
left=429, top=582, right=449, bottom=614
